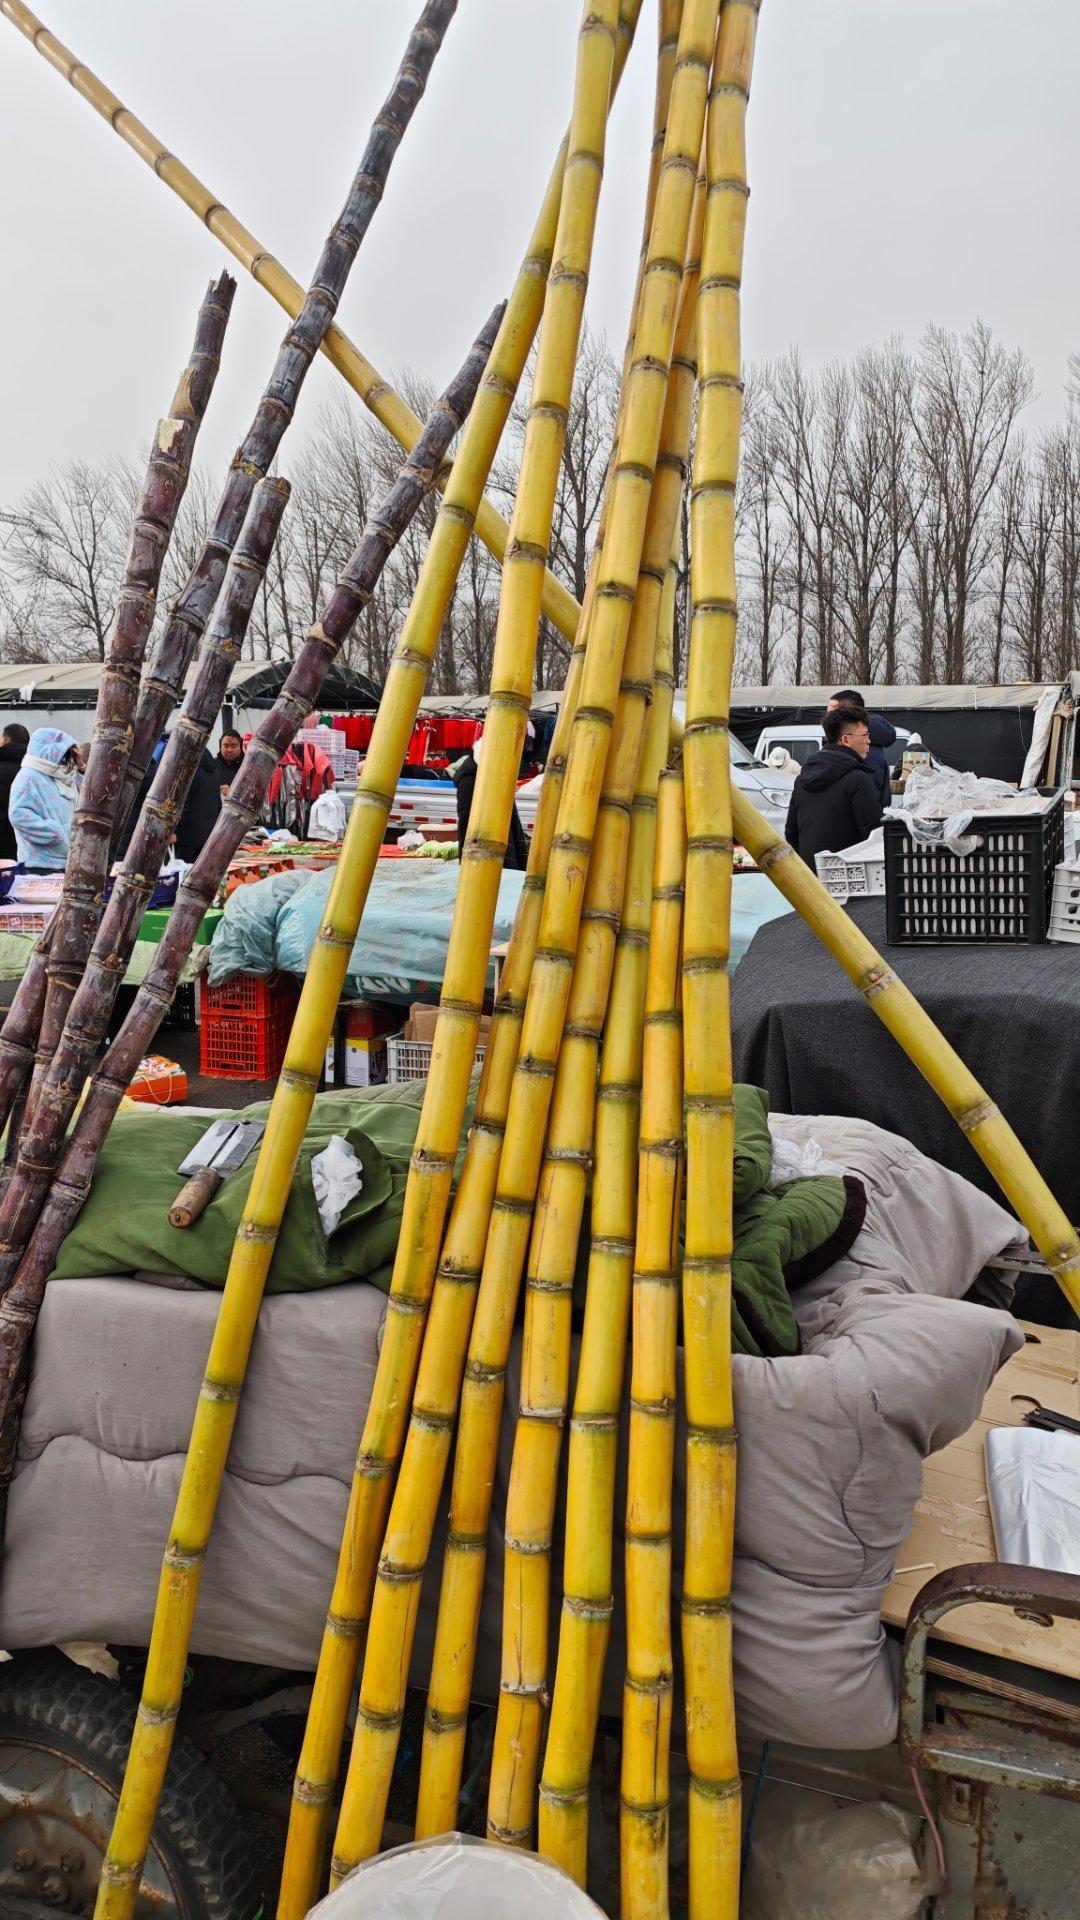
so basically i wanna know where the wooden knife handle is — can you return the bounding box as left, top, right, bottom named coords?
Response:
left=169, top=1165, right=223, bottom=1229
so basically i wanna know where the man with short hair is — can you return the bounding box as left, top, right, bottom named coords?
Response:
left=785, top=705, right=883, bottom=869
left=827, top=689, right=896, bottom=808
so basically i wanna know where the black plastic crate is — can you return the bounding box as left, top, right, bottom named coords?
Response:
left=883, top=789, right=1065, bottom=944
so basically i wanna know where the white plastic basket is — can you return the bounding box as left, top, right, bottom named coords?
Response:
left=814, top=848, right=886, bottom=902
left=1048, top=858, right=1080, bottom=943
left=386, top=1033, right=486, bottom=1084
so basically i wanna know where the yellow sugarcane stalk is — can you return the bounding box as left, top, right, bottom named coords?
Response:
left=680, top=7, right=760, bottom=1915
left=273, top=21, right=648, bottom=1920
left=416, top=0, right=718, bottom=1844
left=536, top=560, right=679, bottom=1887
left=322, top=2, right=622, bottom=1884
left=0, top=0, right=626, bottom=649
left=484, top=6, right=716, bottom=1849
left=319, top=9, right=681, bottom=1877
left=537, top=192, right=702, bottom=1887
left=621, top=767, right=686, bottom=1920
left=732, top=788, right=1080, bottom=1306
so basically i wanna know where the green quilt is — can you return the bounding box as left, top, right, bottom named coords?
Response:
left=50, top=1082, right=855, bottom=1354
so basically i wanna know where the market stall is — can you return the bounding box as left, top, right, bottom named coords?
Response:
left=731, top=895, right=1080, bottom=1226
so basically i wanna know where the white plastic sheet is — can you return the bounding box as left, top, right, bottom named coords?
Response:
left=744, top=1789, right=938, bottom=1920
left=987, top=1424, right=1080, bottom=1575
left=309, top=1835, right=607, bottom=1919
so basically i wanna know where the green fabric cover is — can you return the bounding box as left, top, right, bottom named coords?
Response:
left=49, top=1082, right=448, bottom=1294
left=725, top=1086, right=847, bottom=1357
left=50, top=1082, right=847, bottom=1350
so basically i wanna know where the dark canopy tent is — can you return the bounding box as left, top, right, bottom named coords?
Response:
left=232, top=661, right=382, bottom=710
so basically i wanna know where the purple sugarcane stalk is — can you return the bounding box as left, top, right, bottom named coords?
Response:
left=0, top=276, right=235, bottom=1141
left=0, top=307, right=502, bottom=1478
left=0, top=478, right=290, bottom=1294
left=114, top=0, right=458, bottom=852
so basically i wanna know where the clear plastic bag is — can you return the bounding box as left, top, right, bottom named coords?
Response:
left=743, top=1787, right=938, bottom=1920
left=898, top=765, right=1052, bottom=855
left=770, top=1133, right=846, bottom=1186
left=308, top=1835, right=607, bottom=1918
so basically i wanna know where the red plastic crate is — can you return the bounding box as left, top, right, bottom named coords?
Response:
left=199, top=1006, right=296, bottom=1080
left=200, top=971, right=297, bottom=1019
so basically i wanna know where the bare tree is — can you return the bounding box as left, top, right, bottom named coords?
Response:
left=0, top=459, right=135, bottom=661
left=739, top=367, right=789, bottom=682
left=909, top=320, right=1033, bottom=682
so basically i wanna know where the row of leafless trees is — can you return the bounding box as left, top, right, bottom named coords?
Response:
left=2, top=320, right=1077, bottom=691
left=739, top=322, right=1080, bottom=688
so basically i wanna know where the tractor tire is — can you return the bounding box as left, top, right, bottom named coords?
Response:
left=0, top=1651, right=262, bottom=1920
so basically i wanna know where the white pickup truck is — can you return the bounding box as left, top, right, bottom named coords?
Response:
left=754, top=720, right=916, bottom=771
left=338, top=735, right=797, bottom=843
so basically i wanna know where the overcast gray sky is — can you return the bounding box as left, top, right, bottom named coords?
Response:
left=1, top=1, right=1077, bottom=502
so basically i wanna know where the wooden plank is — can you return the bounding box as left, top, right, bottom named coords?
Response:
left=882, top=1323, right=1080, bottom=1681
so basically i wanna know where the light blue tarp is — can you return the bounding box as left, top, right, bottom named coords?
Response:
left=730, top=870, right=793, bottom=966
left=208, top=861, right=526, bottom=1003
left=208, top=862, right=787, bottom=1004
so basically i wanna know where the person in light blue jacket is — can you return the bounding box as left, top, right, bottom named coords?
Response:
left=8, top=726, right=80, bottom=872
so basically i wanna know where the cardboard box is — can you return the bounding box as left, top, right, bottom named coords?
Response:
left=324, top=1032, right=389, bottom=1088
left=403, top=1003, right=492, bottom=1046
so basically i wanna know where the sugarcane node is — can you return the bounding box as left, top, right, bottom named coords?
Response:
left=859, top=963, right=898, bottom=1000
left=163, top=1543, right=206, bottom=1570
left=1050, top=1245, right=1080, bottom=1275
left=688, top=1773, right=742, bottom=1803
left=100, top=1862, right=142, bottom=1890
left=464, top=1357, right=505, bottom=1386
left=375, top=1554, right=425, bottom=1591
left=136, top=1701, right=179, bottom=1729
left=386, top=1292, right=429, bottom=1319
left=0, top=1302, right=34, bottom=1328
left=424, top=1705, right=469, bottom=1736
left=680, top=961, right=730, bottom=984
left=409, top=1405, right=455, bottom=1434
left=525, top=1272, right=575, bottom=1297
left=681, top=1252, right=734, bottom=1274
left=355, top=1452, right=394, bottom=1482
left=623, top=1667, right=675, bottom=1698
left=560, top=1015, right=603, bottom=1039
left=958, top=1098, right=1001, bottom=1134
left=540, top=1782, right=591, bottom=1809
left=570, top=1410, right=620, bottom=1433
left=433, top=1245, right=493, bottom=1288
left=325, top=1608, right=364, bottom=1640
left=410, top=1147, right=458, bottom=1174
left=199, top=1380, right=242, bottom=1405
left=292, top=1777, right=335, bottom=1807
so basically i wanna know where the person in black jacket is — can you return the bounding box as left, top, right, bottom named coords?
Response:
left=214, top=728, right=245, bottom=793
left=828, top=690, right=896, bottom=809
left=115, top=738, right=222, bottom=864
left=785, top=706, right=882, bottom=870
left=450, top=735, right=529, bottom=870
left=0, top=725, right=29, bottom=860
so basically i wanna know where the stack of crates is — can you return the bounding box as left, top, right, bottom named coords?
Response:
left=1048, top=859, right=1080, bottom=945
left=199, top=972, right=300, bottom=1079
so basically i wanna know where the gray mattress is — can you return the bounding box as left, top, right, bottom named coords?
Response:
left=1, top=1112, right=1027, bottom=1749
